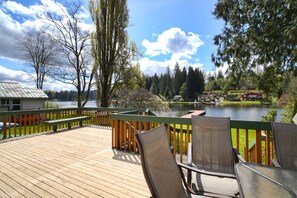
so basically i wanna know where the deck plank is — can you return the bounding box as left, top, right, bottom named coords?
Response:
left=0, top=127, right=150, bottom=198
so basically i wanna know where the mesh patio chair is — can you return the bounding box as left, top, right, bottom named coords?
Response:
left=190, top=116, right=244, bottom=197
left=136, top=125, right=208, bottom=198
left=235, top=162, right=297, bottom=198
left=271, top=122, right=297, bottom=171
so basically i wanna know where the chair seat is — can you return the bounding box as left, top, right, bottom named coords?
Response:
left=192, top=172, right=239, bottom=197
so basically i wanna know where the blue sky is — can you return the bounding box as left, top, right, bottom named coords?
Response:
left=0, top=0, right=224, bottom=90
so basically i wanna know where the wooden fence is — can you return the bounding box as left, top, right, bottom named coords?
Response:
left=110, top=112, right=273, bottom=165
left=0, top=107, right=274, bottom=165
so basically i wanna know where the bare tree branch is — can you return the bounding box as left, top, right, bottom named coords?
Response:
left=41, top=0, right=94, bottom=107
left=18, top=30, right=59, bottom=89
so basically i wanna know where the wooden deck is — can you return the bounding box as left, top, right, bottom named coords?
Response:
left=0, top=127, right=150, bottom=198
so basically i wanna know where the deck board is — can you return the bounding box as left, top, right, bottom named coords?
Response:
left=0, top=127, right=151, bottom=198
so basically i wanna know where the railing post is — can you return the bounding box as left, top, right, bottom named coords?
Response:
left=133, top=121, right=137, bottom=152
left=265, top=131, right=270, bottom=165
left=255, top=130, right=262, bottom=164
left=173, top=124, right=177, bottom=159
left=245, top=129, right=249, bottom=161
left=123, top=120, right=127, bottom=151
left=236, top=128, right=240, bottom=151
left=2, top=115, right=7, bottom=139
left=179, top=124, right=183, bottom=162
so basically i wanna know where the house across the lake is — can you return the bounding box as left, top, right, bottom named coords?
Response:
left=240, top=92, right=262, bottom=101
left=0, top=82, right=48, bottom=111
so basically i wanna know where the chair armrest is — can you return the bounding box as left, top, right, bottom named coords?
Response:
left=271, top=159, right=281, bottom=167
left=176, top=162, right=196, bottom=194
left=233, top=148, right=246, bottom=163
left=177, top=162, right=237, bottom=179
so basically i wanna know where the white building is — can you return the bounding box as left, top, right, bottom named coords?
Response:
left=0, top=82, right=48, bottom=111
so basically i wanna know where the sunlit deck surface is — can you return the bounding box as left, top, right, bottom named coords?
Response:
left=0, top=127, right=150, bottom=198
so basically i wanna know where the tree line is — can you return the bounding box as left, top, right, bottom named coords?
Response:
left=144, top=63, right=204, bottom=101
left=45, top=90, right=97, bottom=101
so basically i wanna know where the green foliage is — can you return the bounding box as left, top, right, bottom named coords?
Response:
left=115, top=88, right=170, bottom=112
left=280, top=98, right=297, bottom=123
left=45, top=101, right=60, bottom=109
left=186, top=66, right=196, bottom=99
left=149, top=83, right=158, bottom=95
left=212, top=0, right=297, bottom=95
left=145, top=64, right=204, bottom=101
left=180, top=82, right=188, bottom=101
left=90, top=0, right=137, bottom=107
left=284, top=74, right=297, bottom=98
left=261, top=110, right=278, bottom=122
left=173, top=63, right=185, bottom=95
left=122, top=63, right=145, bottom=90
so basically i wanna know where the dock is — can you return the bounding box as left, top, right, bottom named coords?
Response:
left=181, top=110, right=206, bottom=118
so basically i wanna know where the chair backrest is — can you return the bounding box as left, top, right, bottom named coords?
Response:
left=136, top=125, right=188, bottom=198
left=191, top=116, right=235, bottom=174
left=272, top=122, right=297, bottom=171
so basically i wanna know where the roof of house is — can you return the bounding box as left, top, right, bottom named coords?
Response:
left=0, top=82, right=48, bottom=99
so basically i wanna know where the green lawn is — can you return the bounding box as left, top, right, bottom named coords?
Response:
left=170, top=125, right=257, bottom=159
left=220, top=101, right=262, bottom=105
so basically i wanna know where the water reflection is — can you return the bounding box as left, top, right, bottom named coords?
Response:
left=155, top=103, right=283, bottom=122
left=55, top=101, right=283, bottom=122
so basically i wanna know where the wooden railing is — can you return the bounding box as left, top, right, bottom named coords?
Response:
left=0, top=107, right=147, bottom=140
left=110, top=112, right=273, bottom=165
left=1, top=107, right=274, bottom=165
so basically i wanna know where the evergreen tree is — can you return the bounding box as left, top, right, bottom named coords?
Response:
left=145, top=77, right=152, bottom=91
left=182, top=67, right=187, bottom=84
left=151, top=73, right=159, bottom=94
left=158, top=74, right=165, bottom=96
left=194, top=68, right=205, bottom=95
left=173, top=63, right=183, bottom=95
left=186, top=66, right=196, bottom=100
left=150, top=83, right=159, bottom=95
left=164, top=66, right=172, bottom=98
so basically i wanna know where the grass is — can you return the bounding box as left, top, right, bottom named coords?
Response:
left=1, top=124, right=47, bottom=138
left=220, top=100, right=262, bottom=105
left=171, top=126, right=270, bottom=164
left=170, top=124, right=257, bottom=158
left=167, top=101, right=198, bottom=105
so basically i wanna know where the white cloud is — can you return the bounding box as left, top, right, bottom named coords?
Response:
left=3, top=1, right=35, bottom=15
left=139, top=57, right=204, bottom=76
left=0, top=65, right=33, bottom=86
left=0, top=65, right=75, bottom=91
left=0, top=0, right=92, bottom=61
left=0, top=1, right=92, bottom=91
left=140, top=27, right=204, bottom=75
left=0, top=10, right=22, bottom=60
left=142, top=27, right=203, bottom=59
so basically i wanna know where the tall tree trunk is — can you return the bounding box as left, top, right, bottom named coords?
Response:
left=100, top=81, right=109, bottom=107
left=100, top=94, right=109, bottom=107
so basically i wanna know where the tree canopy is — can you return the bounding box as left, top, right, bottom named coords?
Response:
left=144, top=65, right=204, bottom=101
left=212, top=0, right=297, bottom=95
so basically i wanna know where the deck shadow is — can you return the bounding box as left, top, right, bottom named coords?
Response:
left=112, top=148, right=141, bottom=165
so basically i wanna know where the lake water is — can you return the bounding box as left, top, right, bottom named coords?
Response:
left=55, top=101, right=283, bottom=122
